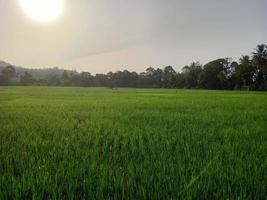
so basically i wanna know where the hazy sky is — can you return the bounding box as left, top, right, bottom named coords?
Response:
left=0, top=0, right=266, bottom=73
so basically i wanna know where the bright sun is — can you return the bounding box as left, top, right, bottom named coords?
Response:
left=19, top=0, right=64, bottom=22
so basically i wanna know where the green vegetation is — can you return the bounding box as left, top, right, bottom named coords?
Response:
left=0, top=87, right=266, bottom=199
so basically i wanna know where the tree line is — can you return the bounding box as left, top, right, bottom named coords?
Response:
left=0, top=44, right=266, bottom=90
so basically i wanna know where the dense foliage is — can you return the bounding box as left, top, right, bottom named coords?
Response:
left=0, top=44, right=266, bottom=90
left=0, top=87, right=266, bottom=199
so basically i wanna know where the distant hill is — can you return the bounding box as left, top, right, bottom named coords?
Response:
left=0, top=61, right=10, bottom=71
left=15, top=66, right=78, bottom=79
left=0, top=60, right=78, bottom=79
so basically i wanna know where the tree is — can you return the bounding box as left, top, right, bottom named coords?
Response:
left=20, top=72, right=35, bottom=85
left=252, top=44, right=267, bottom=90
left=199, top=59, right=226, bottom=89
left=162, top=66, right=176, bottom=88
left=144, top=67, right=156, bottom=87
left=47, top=75, right=61, bottom=86
left=175, top=73, right=185, bottom=88
left=80, top=72, right=93, bottom=87
left=61, top=70, right=70, bottom=86
left=234, top=56, right=255, bottom=89
left=139, top=67, right=163, bottom=88
left=69, top=73, right=81, bottom=86
left=182, top=62, right=202, bottom=88
left=0, top=65, right=16, bottom=85
left=95, top=74, right=109, bottom=87
left=222, top=58, right=238, bottom=89
left=154, top=68, right=164, bottom=87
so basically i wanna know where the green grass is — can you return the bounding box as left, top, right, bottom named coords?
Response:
left=0, top=87, right=266, bottom=199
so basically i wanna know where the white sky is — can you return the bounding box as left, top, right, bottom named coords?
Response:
left=0, top=0, right=266, bottom=73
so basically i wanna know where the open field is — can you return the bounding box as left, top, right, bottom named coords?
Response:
left=0, top=87, right=266, bottom=199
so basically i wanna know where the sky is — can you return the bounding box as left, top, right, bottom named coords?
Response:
left=0, top=0, right=266, bottom=74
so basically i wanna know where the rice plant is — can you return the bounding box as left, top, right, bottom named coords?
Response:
left=0, top=87, right=266, bottom=199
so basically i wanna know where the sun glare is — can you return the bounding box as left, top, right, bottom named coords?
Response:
left=19, top=0, right=64, bottom=22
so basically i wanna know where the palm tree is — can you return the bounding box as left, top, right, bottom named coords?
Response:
left=236, top=55, right=255, bottom=87
left=239, top=55, right=251, bottom=65
left=252, top=44, right=267, bottom=70
left=252, top=44, right=267, bottom=89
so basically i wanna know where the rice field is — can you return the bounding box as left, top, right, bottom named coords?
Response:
left=0, top=87, right=266, bottom=199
